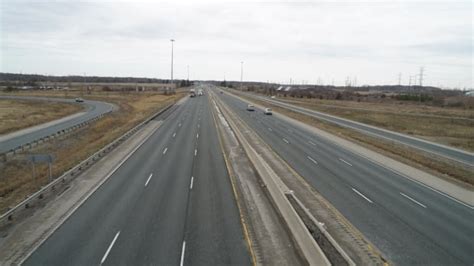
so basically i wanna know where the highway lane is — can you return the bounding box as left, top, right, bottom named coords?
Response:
left=216, top=90, right=474, bottom=265
left=0, top=96, right=114, bottom=153
left=24, top=94, right=250, bottom=265
left=240, top=92, right=474, bottom=167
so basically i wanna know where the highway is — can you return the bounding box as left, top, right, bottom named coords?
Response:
left=240, top=92, right=474, bottom=167
left=0, top=96, right=114, bottom=153
left=23, top=94, right=250, bottom=265
left=215, top=89, right=474, bottom=265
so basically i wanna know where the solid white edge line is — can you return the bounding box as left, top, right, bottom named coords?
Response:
left=194, top=149, right=197, bottom=156
left=339, top=158, right=353, bottom=166
left=180, top=241, right=186, bottom=266
left=18, top=116, right=165, bottom=265
left=196, top=133, right=199, bottom=139
left=352, top=188, right=373, bottom=203
left=145, top=173, right=153, bottom=187
left=163, top=147, right=168, bottom=155
left=283, top=138, right=289, bottom=144
left=307, top=156, right=318, bottom=165
left=400, top=192, right=427, bottom=208
left=190, top=176, right=194, bottom=189
left=172, top=132, right=176, bottom=138
left=101, top=231, right=120, bottom=265
left=308, top=141, right=316, bottom=146
left=227, top=89, right=474, bottom=209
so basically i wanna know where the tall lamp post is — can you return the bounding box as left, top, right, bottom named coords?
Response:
left=170, top=39, right=175, bottom=88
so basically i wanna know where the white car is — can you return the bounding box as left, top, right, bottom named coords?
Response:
left=271, top=96, right=276, bottom=99
left=75, top=97, right=84, bottom=102
left=264, top=108, right=272, bottom=115
left=247, top=104, right=255, bottom=111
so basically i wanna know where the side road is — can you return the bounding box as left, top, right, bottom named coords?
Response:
left=226, top=91, right=474, bottom=207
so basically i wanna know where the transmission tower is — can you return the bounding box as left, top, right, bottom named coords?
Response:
left=419, top=67, right=424, bottom=86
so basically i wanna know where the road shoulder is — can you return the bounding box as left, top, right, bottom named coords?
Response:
left=0, top=120, right=162, bottom=265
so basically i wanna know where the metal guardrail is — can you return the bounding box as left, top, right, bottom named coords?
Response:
left=0, top=103, right=174, bottom=228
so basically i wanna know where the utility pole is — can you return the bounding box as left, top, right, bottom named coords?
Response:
left=170, top=39, right=175, bottom=86
left=419, top=67, right=424, bottom=86
left=187, top=65, right=189, bottom=81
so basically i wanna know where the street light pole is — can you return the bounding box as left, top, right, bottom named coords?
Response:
left=170, top=39, right=175, bottom=86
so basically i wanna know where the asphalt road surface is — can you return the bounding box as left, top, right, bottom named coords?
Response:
left=216, top=89, right=474, bottom=265
left=24, top=94, right=250, bottom=265
left=0, top=96, right=114, bottom=153
left=243, top=93, right=474, bottom=167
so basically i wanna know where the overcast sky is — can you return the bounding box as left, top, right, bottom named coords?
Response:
left=1, top=0, right=472, bottom=88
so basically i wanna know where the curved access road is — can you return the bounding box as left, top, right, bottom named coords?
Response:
left=236, top=91, right=474, bottom=167
left=0, top=96, right=115, bottom=153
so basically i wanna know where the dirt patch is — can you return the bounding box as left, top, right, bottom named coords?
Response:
left=0, top=91, right=185, bottom=214
left=281, top=98, right=474, bottom=152
left=0, top=99, right=82, bottom=135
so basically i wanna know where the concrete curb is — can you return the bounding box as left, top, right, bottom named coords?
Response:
left=212, top=92, right=330, bottom=266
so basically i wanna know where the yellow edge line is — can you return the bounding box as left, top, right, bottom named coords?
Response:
left=208, top=94, right=258, bottom=266
left=226, top=88, right=391, bottom=265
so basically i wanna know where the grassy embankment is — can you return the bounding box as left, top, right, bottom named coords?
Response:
left=0, top=99, right=83, bottom=135
left=279, top=97, right=474, bottom=151
left=235, top=92, right=474, bottom=187
left=0, top=90, right=185, bottom=214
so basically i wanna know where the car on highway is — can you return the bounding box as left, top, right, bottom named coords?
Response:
left=75, top=97, right=84, bottom=102
left=264, top=108, right=272, bottom=115
left=271, top=96, right=276, bottom=99
left=246, top=104, right=255, bottom=111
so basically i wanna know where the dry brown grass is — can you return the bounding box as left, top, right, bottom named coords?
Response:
left=276, top=97, right=474, bottom=151
left=0, top=99, right=82, bottom=135
left=237, top=94, right=474, bottom=187
left=0, top=90, right=185, bottom=214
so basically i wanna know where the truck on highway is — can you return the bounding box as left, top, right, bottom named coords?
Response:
left=190, top=88, right=196, bottom=97
left=247, top=104, right=255, bottom=111
left=264, top=108, right=272, bottom=115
